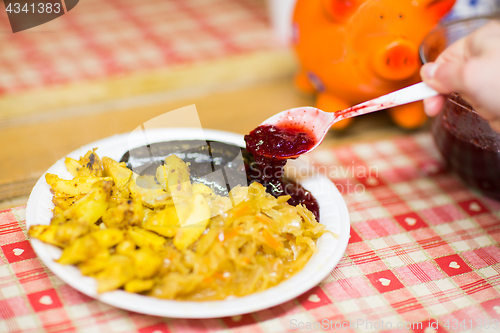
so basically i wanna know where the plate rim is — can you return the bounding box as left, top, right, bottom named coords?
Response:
left=26, top=128, right=350, bottom=318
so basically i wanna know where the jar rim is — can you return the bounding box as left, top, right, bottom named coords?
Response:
left=447, top=92, right=476, bottom=114
left=419, top=13, right=500, bottom=64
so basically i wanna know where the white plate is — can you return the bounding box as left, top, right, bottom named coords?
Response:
left=26, top=128, right=350, bottom=318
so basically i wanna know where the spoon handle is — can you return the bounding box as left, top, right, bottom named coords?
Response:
left=333, top=82, right=439, bottom=122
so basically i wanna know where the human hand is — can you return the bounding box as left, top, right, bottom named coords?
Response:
left=420, top=20, right=500, bottom=132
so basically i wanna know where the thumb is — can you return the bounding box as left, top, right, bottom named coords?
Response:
left=420, top=61, right=465, bottom=94
left=420, top=35, right=469, bottom=93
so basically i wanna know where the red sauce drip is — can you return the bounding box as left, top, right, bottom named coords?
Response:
left=244, top=125, right=320, bottom=220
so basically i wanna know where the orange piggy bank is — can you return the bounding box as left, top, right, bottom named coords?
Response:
left=292, top=0, right=456, bottom=129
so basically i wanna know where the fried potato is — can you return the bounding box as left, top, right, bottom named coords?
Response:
left=95, top=255, right=135, bottom=293
left=127, top=226, right=166, bottom=251
left=50, top=206, right=68, bottom=225
left=173, top=193, right=211, bottom=250
left=102, top=198, right=144, bottom=229
left=124, top=279, right=155, bottom=293
left=63, top=180, right=112, bottom=225
left=79, top=149, right=104, bottom=177
left=156, top=164, right=168, bottom=189
left=78, top=255, right=110, bottom=276
left=141, top=205, right=180, bottom=237
left=192, top=183, right=215, bottom=198
left=53, top=220, right=93, bottom=246
left=52, top=195, right=82, bottom=211
left=57, top=234, right=100, bottom=265
left=181, top=194, right=210, bottom=227
left=65, top=150, right=104, bottom=177
left=164, top=154, right=191, bottom=196
left=28, top=225, right=65, bottom=248
left=131, top=248, right=162, bottom=279
left=110, top=184, right=131, bottom=201
left=102, top=157, right=133, bottom=189
left=45, top=173, right=110, bottom=197
left=142, top=207, right=154, bottom=222
left=115, top=239, right=136, bottom=257
left=64, top=157, right=83, bottom=177
left=136, top=175, right=161, bottom=189
left=128, top=173, right=171, bottom=209
left=91, top=228, right=124, bottom=248
left=228, top=185, right=249, bottom=207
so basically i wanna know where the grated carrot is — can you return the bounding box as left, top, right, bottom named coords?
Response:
left=262, top=229, right=283, bottom=251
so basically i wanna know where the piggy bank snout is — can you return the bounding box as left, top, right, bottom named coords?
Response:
left=372, top=41, right=419, bottom=81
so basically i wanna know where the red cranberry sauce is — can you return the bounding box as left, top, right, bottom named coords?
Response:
left=244, top=125, right=320, bottom=220
left=432, top=94, right=500, bottom=200
left=244, top=125, right=315, bottom=159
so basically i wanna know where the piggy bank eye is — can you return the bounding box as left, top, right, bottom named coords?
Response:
left=321, top=0, right=360, bottom=21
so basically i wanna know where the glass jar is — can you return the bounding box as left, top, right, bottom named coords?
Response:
left=419, top=15, right=500, bottom=200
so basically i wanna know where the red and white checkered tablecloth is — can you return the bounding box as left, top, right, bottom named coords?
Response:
left=2, top=132, right=500, bottom=333
left=0, top=0, right=274, bottom=95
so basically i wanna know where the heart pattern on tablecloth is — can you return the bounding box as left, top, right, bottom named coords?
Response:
left=405, top=217, right=417, bottom=226
left=379, top=278, right=391, bottom=286
left=39, top=295, right=53, bottom=305
left=459, top=199, right=490, bottom=216
left=435, top=255, right=472, bottom=276
left=469, top=202, right=482, bottom=212
left=1, top=240, right=37, bottom=263
left=297, top=287, right=332, bottom=310
left=394, top=213, right=426, bottom=231
left=307, top=294, right=320, bottom=303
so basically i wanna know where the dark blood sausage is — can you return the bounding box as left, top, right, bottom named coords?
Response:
left=120, top=140, right=248, bottom=196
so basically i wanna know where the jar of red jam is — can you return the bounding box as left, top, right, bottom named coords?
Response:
left=420, top=15, right=500, bottom=200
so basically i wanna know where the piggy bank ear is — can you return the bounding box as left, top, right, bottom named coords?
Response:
left=425, top=0, right=456, bottom=18
left=321, top=0, right=362, bottom=22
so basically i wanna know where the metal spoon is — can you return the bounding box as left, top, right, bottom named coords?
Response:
left=259, top=82, right=438, bottom=158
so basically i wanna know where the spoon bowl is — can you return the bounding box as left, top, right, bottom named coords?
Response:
left=256, top=82, right=439, bottom=158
